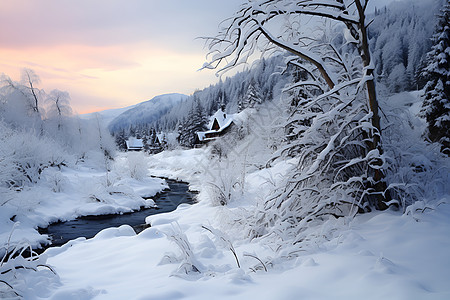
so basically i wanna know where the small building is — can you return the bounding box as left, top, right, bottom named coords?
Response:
left=196, top=109, right=234, bottom=144
left=155, top=133, right=166, bottom=145
left=126, top=137, right=144, bottom=151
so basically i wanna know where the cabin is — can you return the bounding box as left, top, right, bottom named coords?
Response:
left=126, top=137, right=144, bottom=151
left=155, top=133, right=166, bottom=145
left=196, top=109, right=234, bottom=145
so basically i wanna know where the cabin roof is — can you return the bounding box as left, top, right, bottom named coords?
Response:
left=208, top=109, right=233, bottom=131
left=197, top=109, right=234, bottom=142
left=126, top=138, right=143, bottom=149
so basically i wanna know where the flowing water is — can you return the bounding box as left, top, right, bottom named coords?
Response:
left=40, top=179, right=196, bottom=248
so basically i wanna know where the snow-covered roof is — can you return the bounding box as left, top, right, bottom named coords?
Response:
left=208, top=109, right=233, bottom=131
left=156, top=133, right=165, bottom=143
left=126, top=138, right=144, bottom=150
left=197, top=131, right=206, bottom=142
left=197, top=109, right=234, bottom=142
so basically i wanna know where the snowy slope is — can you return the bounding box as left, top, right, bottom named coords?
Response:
left=7, top=91, right=450, bottom=299
left=80, top=105, right=137, bottom=126
left=108, top=93, right=188, bottom=132
left=38, top=146, right=450, bottom=300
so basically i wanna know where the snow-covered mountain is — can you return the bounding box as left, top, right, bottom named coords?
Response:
left=108, top=93, right=188, bottom=132
left=80, top=105, right=138, bottom=126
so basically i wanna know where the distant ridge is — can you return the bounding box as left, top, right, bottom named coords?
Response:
left=80, top=105, right=137, bottom=126
left=108, top=93, right=189, bottom=132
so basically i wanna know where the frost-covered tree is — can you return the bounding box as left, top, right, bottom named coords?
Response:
left=46, top=89, right=72, bottom=121
left=0, top=69, right=44, bottom=130
left=239, top=80, right=263, bottom=112
left=44, top=89, right=73, bottom=142
left=20, top=68, right=41, bottom=114
left=203, top=0, right=390, bottom=215
left=421, top=3, right=450, bottom=155
left=0, top=121, right=68, bottom=188
left=388, top=63, right=407, bottom=93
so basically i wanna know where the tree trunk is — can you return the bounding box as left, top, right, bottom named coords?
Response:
left=356, top=1, right=389, bottom=210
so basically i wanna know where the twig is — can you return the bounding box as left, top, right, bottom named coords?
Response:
left=0, top=280, right=21, bottom=297
left=243, top=253, right=267, bottom=272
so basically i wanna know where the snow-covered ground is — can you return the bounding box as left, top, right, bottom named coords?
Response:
left=0, top=154, right=168, bottom=249
left=2, top=92, right=449, bottom=299
left=29, top=147, right=449, bottom=300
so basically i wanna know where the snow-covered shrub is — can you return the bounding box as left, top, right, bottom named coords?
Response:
left=0, top=121, right=68, bottom=188
left=0, top=223, right=56, bottom=298
left=205, top=156, right=244, bottom=206
left=162, top=224, right=203, bottom=277
left=202, top=225, right=240, bottom=268
left=127, top=152, right=148, bottom=180
left=205, top=103, right=284, bottom=206
left=382, top=92, right=450, bottom=210
left=41, top=168, right=69, bottom=193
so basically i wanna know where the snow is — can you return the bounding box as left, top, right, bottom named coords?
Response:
left=209, top=109, right=233, bottom=130
left=126, top=137, right=144, bottom=150
left=197, top=109, right=234, bottom=142
left=0, top=155, right=168, bottom=249
left=36, top=147, right=450, bottom=299
left=108, top=93, right=189, bottom=132
left=3, top=92, right=450, bottom=299
left=80, top=104, right=137, bottom=126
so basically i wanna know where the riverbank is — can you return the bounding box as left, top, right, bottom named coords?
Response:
left=0, top=153, right=168, bottom=249
left=39, top=179, right=196, bottom=249
left=3, top=144, right=449, bottom=299
left=37, top=148, right=450, bottom=300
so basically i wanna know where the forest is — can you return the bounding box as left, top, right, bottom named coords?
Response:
left=0, top=0, right=449, bottom=299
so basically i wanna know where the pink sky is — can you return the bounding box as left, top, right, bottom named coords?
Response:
left=0, top=0, right=395, bottom=114
left=0, top=0, right=243, bottom=113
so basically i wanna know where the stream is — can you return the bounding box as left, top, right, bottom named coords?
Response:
left=39, top=179, right=196, bottom=249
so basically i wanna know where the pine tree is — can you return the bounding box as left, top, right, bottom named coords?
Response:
left=183, top=99, right=207, bottom=147
left=421, top=3, right=450, bottom=155
left=115, top=129, right=127, bottom=151
left=238, top=80, right=263, bottom=112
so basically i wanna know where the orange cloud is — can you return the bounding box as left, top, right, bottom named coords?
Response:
left=0, top=42, right=219, bottom=113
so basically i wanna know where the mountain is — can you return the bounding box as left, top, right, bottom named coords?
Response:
left=80, top=105, right=138, bottom=126
left=108, top=93, right=189, bottom=132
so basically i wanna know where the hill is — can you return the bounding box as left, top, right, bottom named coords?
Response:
left=108, top=93, right=188, bottom=132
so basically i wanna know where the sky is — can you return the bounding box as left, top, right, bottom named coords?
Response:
left=0, top=0, right=397, bottom=114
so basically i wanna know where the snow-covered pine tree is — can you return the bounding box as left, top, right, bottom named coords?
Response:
left=239, top=80, right=263, bottom=112
left=421, top=3, right=450, bottom=155
left=177, top=99, right=207, bottom=148
left=114, top=129, right=127, bottom=151
left=129, top=125, right=136, bottom=138
left=186, top=99, right=207, bottom=147
left=142, top=133, right=150, bottom=153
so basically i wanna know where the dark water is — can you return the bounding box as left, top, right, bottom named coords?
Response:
left=39, top=179, right=196, bottom=248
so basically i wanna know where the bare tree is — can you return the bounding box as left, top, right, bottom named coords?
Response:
left=20, top=68, right=41, bottom=114
left=46, top=89, right=72, bottom=130
left=203, top=0, right=389, bottom=210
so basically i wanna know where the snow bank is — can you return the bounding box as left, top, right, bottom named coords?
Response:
left=41, top=178, right=450, bottom=300
left=41, top=133, right=450, bottom=299
left=7, top=91, right=450, bottom=299
left=0, top=154, right=168, bottom=249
